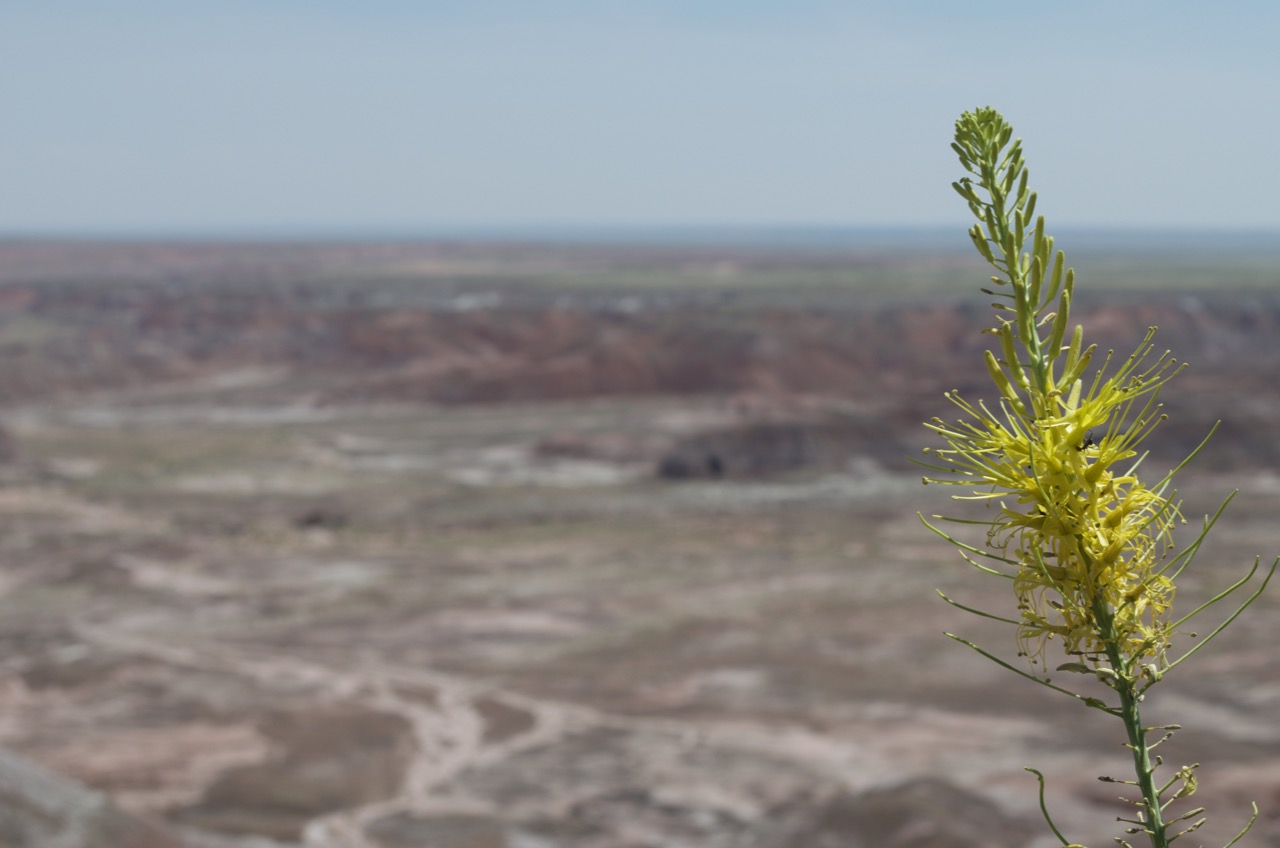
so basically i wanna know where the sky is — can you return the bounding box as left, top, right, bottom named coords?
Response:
left=4, top=1, right=1279, bottom=236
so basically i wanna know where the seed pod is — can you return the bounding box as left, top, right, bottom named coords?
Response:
left=1046, top=288, right=1071, bottom=360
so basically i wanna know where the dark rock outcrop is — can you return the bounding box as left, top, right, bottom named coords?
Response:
left=657, top=412, right=907, bottom=478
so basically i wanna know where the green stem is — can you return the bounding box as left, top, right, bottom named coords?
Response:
left=1095, top=600, right=1170, bottom=848
left=1114, top=665, right=1169, bottom=847
left=977, top=141, right=1051, bottom=407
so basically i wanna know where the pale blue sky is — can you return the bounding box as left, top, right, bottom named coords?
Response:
left=4, top=1, right=1278, bottom=235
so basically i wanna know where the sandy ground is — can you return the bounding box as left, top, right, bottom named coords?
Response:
left=0, top=381, right=1277, bottom=848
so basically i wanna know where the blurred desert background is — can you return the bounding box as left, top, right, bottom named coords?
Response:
left=8, top=3, right=1280, bottom=845
left=0, top=234, right=1279, bottom=847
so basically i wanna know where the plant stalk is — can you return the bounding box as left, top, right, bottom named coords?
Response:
left=1097, top=598, right=1170, bottom=848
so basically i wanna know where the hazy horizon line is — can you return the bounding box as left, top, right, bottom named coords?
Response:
left=3, top=224, right=1278, bottom=254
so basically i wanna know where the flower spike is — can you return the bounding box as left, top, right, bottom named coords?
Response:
left=925, top=106, right=1273, bottom=848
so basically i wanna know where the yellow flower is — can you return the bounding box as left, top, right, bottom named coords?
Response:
left=923, top=331, right=1184, bottom=671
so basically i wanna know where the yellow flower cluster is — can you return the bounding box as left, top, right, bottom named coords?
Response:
left=924, top=327, right=1185, bottom=669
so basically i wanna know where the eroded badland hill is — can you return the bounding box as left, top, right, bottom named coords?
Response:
left=1, top=239, right=1279, bottom=848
